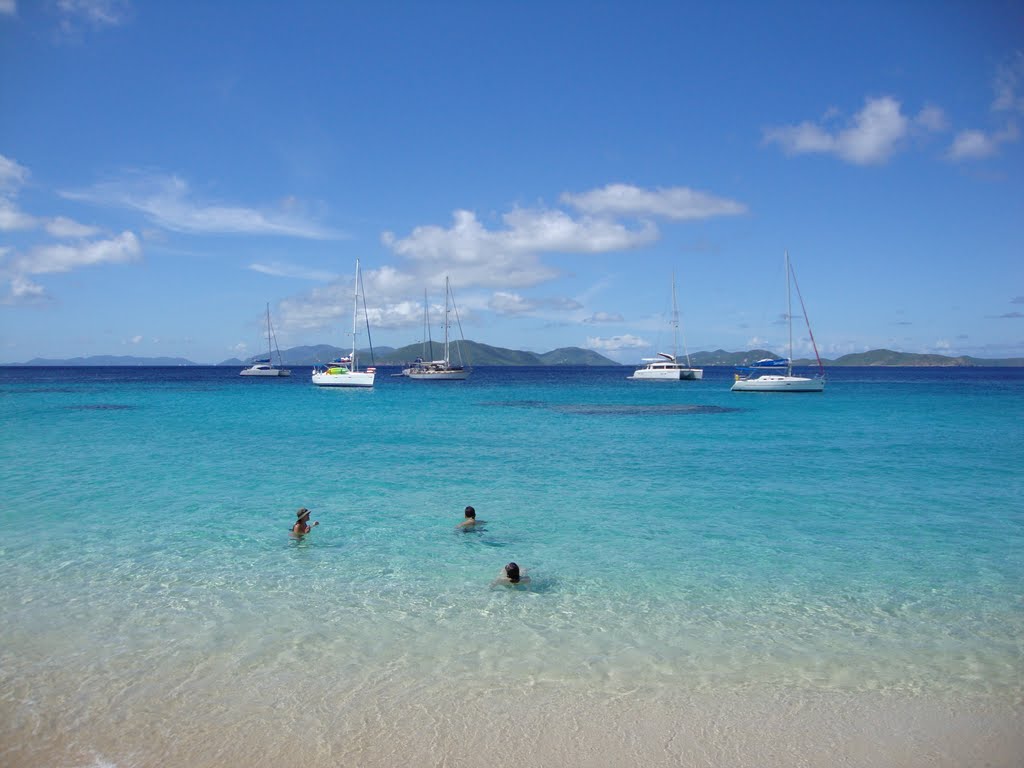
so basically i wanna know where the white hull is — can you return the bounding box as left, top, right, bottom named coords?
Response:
left=408, top=279, right=470, bottom=381
left=312, top=370, right=375, bottom=388
left=633, top=272, right=700, bottom=382
left=240, top=365, right=290, bottom=377
left=405, top=367, right=469, bottom=380
left=629, top=365, right=703, bottom=381
left=731, top=374, right=824, bottom=392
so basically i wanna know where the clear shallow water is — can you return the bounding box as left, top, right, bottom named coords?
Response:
left=1, top=365, right=1022, bottom=765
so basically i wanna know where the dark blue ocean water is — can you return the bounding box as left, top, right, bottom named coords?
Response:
left=1, top=365, right=1021, bottom=765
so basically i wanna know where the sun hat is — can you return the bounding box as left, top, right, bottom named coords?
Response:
left=297, top=508, right=310, bottom=520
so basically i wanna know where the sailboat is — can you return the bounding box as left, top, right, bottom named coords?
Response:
left=311, top=259, right=377, bottom=388
left=628, top=270, right=703, bottom=381
left=240, top=303, right=291, bottom=377
left=404, top=276, right=470, bottom=380
left=731, top=251, right=825, bottom=393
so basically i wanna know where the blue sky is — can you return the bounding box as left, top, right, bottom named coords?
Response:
left=1, top=1, right=1022, bottom=363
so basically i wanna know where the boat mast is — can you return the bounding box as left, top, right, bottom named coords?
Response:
left=265, top=302, right=272, bottom=363
left=671, top=270, right=679, bottom=362
left=785, top=250, right=793, bottom=376
left=351, top=259, right=360, bottom=369
left=443, top=275, right=451, bottom=365
left=790, top=256, right=825, bottom=377
left=422, top=289, right=429, bottom=360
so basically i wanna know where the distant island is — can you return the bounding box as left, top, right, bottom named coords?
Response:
left=685, top=348, right=1024, bottom=367
left=9, top=355, right=198, bottom=366
left=221, top=340, right=617, bottom=367
left=5, top=346, right=1023, bottom=367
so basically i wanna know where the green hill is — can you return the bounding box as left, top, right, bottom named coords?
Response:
left=825, top=349, right=1024, bottom=367
left=374, top=340, right=618, bottom=366
left=219, top=341, right=618, bottom=367
left=9, top=346, right=1022, bottom=368
left=16, top=355, right=198, bottom=366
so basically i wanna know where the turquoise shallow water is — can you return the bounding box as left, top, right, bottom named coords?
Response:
left=1, top=365, right=1022, bottom=765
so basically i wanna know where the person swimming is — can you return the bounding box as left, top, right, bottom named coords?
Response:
left=492, top=561, right=530, bottom=586
left=457, top=505, right=485, bottom=529
left=291, top=507, right=319, bottom=536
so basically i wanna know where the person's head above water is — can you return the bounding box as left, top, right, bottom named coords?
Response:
left=297, top=508, right=311, bottom=522
left=464, top=506, right=476, bottom=520
left=505, top=562, right=520, bottom=583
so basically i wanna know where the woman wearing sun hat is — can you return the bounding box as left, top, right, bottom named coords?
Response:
left=291, top=507, right=319, bottom=536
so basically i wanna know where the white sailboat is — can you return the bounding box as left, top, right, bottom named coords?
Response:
left=404, top=276, right=470, bottom=381
left=731, top=251, right=825, bottom=393
left=240, top=303, right=291, bottom=377
left=311, top=259, right=376, bottom=388
left=628, top=271, right=703, bottom=381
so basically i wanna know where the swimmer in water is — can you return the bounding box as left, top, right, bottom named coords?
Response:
left=291, top=507, right=319, bottom=536
left=492, top=561, right=530, bottom=587
left=457, top=505, right=485, bottom=529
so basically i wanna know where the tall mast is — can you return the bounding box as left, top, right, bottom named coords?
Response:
left=444, top=275, right=451, bottom=364
left=422, top=289, right=428, bottom=359
left=785, top=250, right=793, bottom=375
left=351, top=259, right=360, bottom=367
left=265, top=302, right=272, bottom=362
left=671, top=270, right=679, bottom=362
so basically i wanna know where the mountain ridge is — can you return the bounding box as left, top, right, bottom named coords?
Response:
left=5, top=346, right=1024, bottom=367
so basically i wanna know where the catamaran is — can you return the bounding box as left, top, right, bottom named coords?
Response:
left=403, top=276, right=470, bottom=380
left=240, top=303, right=291, bottom=377
left=731, top=251, right=825, bottom=393
left=628, top=270, right=702, bottom=381
left=311, top=259, right=376, bottom=388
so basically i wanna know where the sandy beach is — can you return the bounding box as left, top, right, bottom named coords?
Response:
left=4, top=678, right=1021, bottom=768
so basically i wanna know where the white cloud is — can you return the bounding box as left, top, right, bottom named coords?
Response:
left=947, top=123, right=1019, bottom=161
left=0, top=0, right=16, bottom=17
left=489, top=291, right=533, bottom=315
left=487, top=291, right=583, bottom=315
left=6, top=275, right=45, bottom=302
left=0, top=154, right=36, bottom=231
left=948, top=129, right=998, bottom=160
left=15, top=231, right=141, bottom=275
left=583, top=312, right=624, bottom=324
left=0, top=199, right=37, bottom=231
left=62, top=172, right=338, bottom=239
left=383, top=206, right=656, bottom=290
left=0, top=155, right=148, bottom=303
left=248, top=261, right=338, bottom=281
left=288, top=184, right=731, bottom=339
left=562, top=183, right=747, bottom=220
left=586, top=334, right=649, bottom=352
left=45, top=216, right=100, bottom=239
left=127, top=334, right=143, bottom=344
left=764, top=96, right=910, bottom=165
left=946, top=55, right=1023, bottom=162
left=0, top=154, right=29, bottom=190
left=276, top=264, right=425, bottom=336
left=58, top=0, right=130, bottom=27
left=993, top=51, right=1024, bottom=113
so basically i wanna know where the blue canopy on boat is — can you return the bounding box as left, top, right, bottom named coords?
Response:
left=735, top=358, right=789, bottom=373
